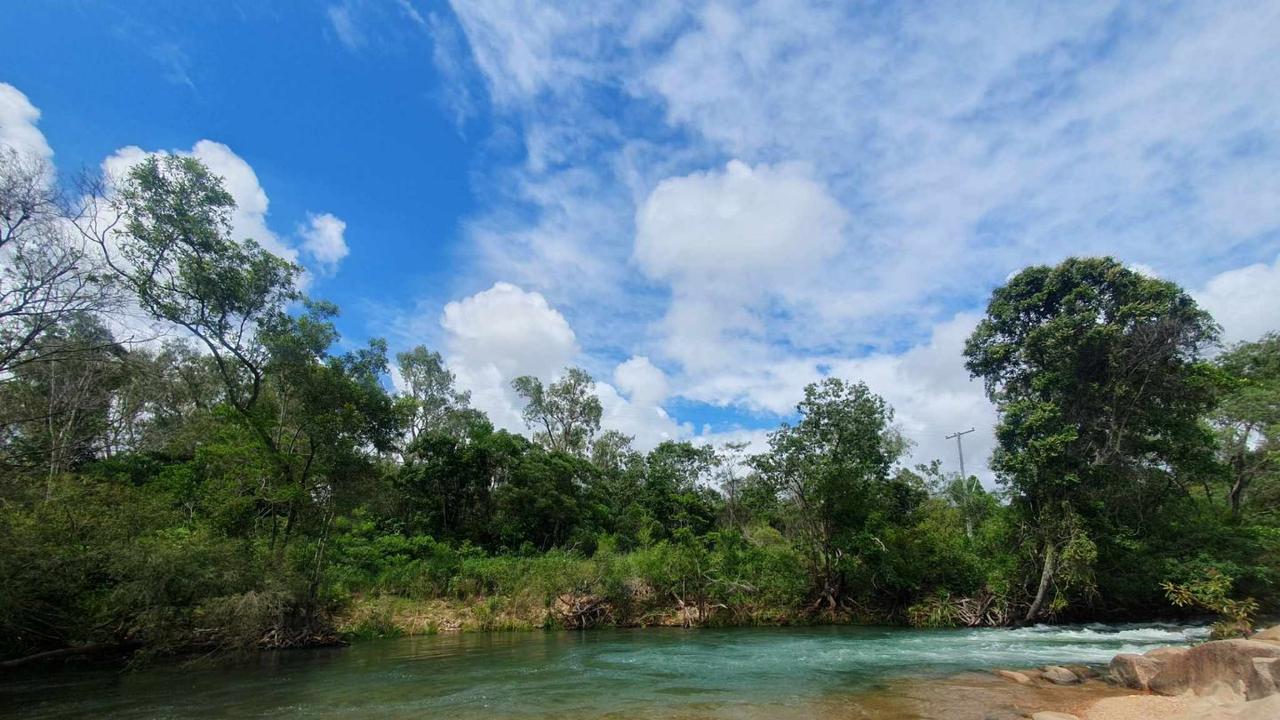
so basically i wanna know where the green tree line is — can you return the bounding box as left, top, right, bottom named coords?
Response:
left=1, top=150, right=1276, bottom=664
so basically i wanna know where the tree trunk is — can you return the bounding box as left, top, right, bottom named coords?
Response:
left=1023, top=542, right=1057, bottom=624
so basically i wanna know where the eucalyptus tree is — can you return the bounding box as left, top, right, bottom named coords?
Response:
left=80, top=154, right=300, bottom=418
left=512, top=366, right=602, bottom=456
left=1213, top=333, right=1280, bottom=518
left=964, top=257, right=1219, bottom=622
left=395, top=345, right=472, bottom=442
left=754, top=378, right=907, bottom=611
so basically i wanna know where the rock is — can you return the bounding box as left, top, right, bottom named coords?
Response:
left=982, top=711, right=1025, bottom=720
left=1030, top=712, right=1079, bottom=720
left=1253, top=626, right=1280, bottom=645
left=995, top=669, right=1035, bottom=686
left=1065, top=664, right=1099, bottom=680
left=1148, top=638, right=1280, bottom=701
left=1146, top=645, right=1189, bottom=660
left=1041, top=665, right=1081, bottom=685
left=1250, top=657, right=1279, bottom=697
left=1109, top=652, right=1163, bottom=690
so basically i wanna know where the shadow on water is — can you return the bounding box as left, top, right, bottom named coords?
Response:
left=1, top=623, right=1205, bottom=719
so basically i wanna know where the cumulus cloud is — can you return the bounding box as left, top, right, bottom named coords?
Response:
left=1195, top=255, right=1280, bottom=346
left=101, top=140, right=300, bottom=265
left=636, top=160, right=846, bottom=285
left=99, top=140, right=352, bottom=279
left=300, top=212, right=350, bottom=274
left=435, top=283, right=688, bottom=449
left=0, top=83, right=53, bottom=161
left=441, top=281, right=577, bottom=380
left=614, top=356, right=669, bottom=408
left=635, top=160, right=848, bottom=372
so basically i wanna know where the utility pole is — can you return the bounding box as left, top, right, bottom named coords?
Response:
left=946, top=427, right=978, bottom=539
left=945, top=427, right=975, bottom=487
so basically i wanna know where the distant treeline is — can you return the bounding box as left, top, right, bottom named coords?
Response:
left=1, top=149, right=1276, bottom=665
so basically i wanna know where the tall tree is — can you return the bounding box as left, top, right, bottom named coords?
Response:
left=395, top=345, right=472, bottom=441
left=511, top=367, right=602, bottom=456
left=963, top=257, right=1219, bottom=622
left=81, top=154, right=299, bottom=416
left=1214, top=333, right=1280, bottom=519
left=754, top=378, right=907, bottom=611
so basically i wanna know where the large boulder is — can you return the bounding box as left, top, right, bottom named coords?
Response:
left=1147, top=639, right=1280, bottom=701
left=1253, top=626, right=1280, bottom=645
left=1109, top=652, right=1166, bottom=690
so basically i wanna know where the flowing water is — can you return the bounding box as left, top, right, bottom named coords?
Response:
left=2, top=623, right=1207, bottom=719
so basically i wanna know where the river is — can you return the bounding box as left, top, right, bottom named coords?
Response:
left=2, top=623, right=1206, bottom=719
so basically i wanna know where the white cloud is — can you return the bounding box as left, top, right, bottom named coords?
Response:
left=98, top=140, right=350, bottom=279
left=437, top=281, right=577, bottom=431
left=327, top=4, right=367, bottom=51
left=427, top=2, right=1280, bottom=477
left=595, top=379, right=687, bottom=450
left=831, top=313, right=997, bottom=483
left=635, top=160, right=848, bottom=373
left=101, top=140, right=300, bottom=266
left=0, top=83, right=53, bottom=161
left=1195, top=254, right=1280, bottom=346
left=435, top=282, right=689, bottom=449
left=300, top=212, right=350, bottom=274
left=636, top=160, right=846, bottom=286
left=441, top=281, right=577, bottom=380
left=614, top=356, right=668, bottom=408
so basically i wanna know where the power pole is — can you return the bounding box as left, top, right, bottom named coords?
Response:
left=946, top=427, right=979, bottom=539
left=945, top=427, right=975, bottom=487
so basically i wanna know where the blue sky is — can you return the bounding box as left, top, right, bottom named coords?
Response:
left=3, top=1, right=1279, bottom=481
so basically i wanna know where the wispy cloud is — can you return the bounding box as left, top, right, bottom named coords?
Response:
left=411, top=1, right=1280, bottom=474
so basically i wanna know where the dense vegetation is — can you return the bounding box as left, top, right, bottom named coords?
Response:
left=1, top=148, right=1277, bottom=665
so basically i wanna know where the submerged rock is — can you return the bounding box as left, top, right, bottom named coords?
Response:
left=1042, top=665, right=1081, bottom=685
left=994, top=669, right=1035, bottom=685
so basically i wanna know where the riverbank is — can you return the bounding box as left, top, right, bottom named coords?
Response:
left=957, top=624, right=1280, bottom=720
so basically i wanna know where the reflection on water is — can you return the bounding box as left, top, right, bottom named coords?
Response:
left=1, top=623, right=1205, bottom=719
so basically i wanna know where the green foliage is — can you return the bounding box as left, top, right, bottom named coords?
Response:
left=1162, top=568, right=1258, bottom=639
left=0, top=153, right=1276, bottom=664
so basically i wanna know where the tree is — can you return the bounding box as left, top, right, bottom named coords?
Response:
left=81, top=154, right=300, bottom=416
left=0, top=313, right=127, bottom=488
left=754, top=378, right=907, bottom=611
left=511, top=367, right=602, bottom=456
left=395, top=345, right=472, bottom=442
left=963, top=257, right=1219, bottom=622
left=1, top=148, right=108, bottom=375
left=1213, top=334, right=1280, bottom=519
left=641, top=441, right=721, bottom=538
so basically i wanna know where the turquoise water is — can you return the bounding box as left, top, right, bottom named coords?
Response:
left=2, top=623, right=1205, bottom=719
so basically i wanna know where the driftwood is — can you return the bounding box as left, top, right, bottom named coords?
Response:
left=0, top=641, right=143, bottom=670
left=555, top=593, right=612, bottom=629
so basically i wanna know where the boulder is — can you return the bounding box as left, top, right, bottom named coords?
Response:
left=1065, top=664, right=1099, bottom=680
left=1253, top=626, right=1280, bottom=645
left=1030, top=712, right=1079, bottom=720
left=1109, top=652, right=1163, bottom=690
left=1041, top=665, right=1081, bottom=685
left=1147, top=639, right=1280, bottom=701
left=994, top=669, right=1035, bottom=686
